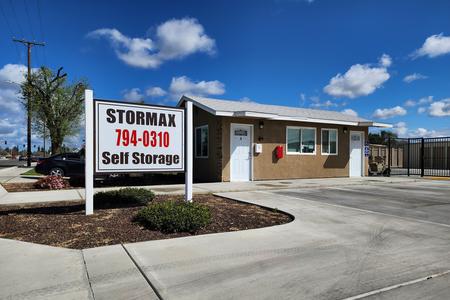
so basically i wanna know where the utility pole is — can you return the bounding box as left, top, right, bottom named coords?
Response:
left=13, top=38, right=45, bottom=167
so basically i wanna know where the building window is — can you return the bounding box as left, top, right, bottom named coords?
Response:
left=286, top=126, right=316, bottom=154
left=321, top=128, right=338, bottom=155
left=195, top=125, right=208, bottom=158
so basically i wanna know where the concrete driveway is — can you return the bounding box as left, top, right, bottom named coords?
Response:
left=125, top=179, right=450, bottom=299
left=1, top=178, right=449, bottom=299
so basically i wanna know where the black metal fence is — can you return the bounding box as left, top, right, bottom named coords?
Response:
left=388, top=137, right=450, bottom=177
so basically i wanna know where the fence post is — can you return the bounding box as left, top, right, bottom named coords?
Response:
left=388, top=137, right=391, bottom=171
left=421, top=138, right=425, bottom=177
left=407, top=138, right=410, bottom=176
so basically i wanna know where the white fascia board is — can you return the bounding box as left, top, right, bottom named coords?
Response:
left=230, top=111, right=360, bottom=126
left=358, top=121, right=392, bottom=128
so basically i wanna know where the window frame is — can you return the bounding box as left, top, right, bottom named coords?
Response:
left=285, top=126, right=317, bottom=155
left=195, top=124, right=209, bottom=158
left=321, top=128, right=339, bottom=156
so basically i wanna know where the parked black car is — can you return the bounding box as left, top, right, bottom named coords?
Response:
left=35, top=153, right=84, bottom=177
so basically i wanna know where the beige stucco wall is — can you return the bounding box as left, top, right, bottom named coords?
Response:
left=221, top=117, right=369, bottom=181
left=192, top=106, right=222, bottom=182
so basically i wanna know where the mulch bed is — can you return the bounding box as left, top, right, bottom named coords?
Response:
left=0, top=195, right=292, bottom=249
left=1, top=182, right=77, bottom=192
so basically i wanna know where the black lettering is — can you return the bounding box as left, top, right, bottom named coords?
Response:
left=173, top=155, right=179, bottom=165
left=166, top=154, right=172, bottom=165
left=132, top=152, right=140, bottom=164
left=102, top=151, right=111, bottom=164
left=146, top=112, right=157, bottom=126
left=126, top=110, right=135, bottom=124
left=116, top=109, right=125, bottom=124
left=111, top=153, right=120, bottom=164
left=106, top=109, right=116, bottom=123
left=136, top=111, right=144, bottom=125
left=159, top=114, right=167, bottom=127
left=168, top=114, right=176, bottom=127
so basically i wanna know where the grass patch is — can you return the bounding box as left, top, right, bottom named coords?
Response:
left=21, top=169, right=40, bottom=176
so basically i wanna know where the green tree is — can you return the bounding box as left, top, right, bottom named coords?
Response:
left=21, top=67, right=88, bottom=154
left=368, top=130, right=398, bottom=145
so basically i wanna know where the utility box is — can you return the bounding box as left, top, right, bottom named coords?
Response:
left=255, top=143, right=262, bottom=153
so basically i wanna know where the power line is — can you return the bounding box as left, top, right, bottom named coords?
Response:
left=8, top=0, right=24, bottom=39
left=23, top=0, right=35, bottom=41
left=36, top=0, right=47, bottom=65
left=23, top=0, right=40, bottom=66
left=0, top=1, right=21, bottom=62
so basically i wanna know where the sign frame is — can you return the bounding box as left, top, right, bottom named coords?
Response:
left=93, top=98, right=186, bottom=174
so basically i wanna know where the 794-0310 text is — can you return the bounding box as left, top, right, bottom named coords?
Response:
left=115, top=129, right=170, bottom=147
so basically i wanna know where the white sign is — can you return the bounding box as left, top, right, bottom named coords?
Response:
left=94, top=100, right=185, bottom=173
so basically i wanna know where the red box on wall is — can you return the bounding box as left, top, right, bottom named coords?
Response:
left=275, top=145, right=284, bottom=159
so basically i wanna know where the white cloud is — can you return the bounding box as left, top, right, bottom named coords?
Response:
left=391, top=121, right=450, bottom=138
left=239, top=97, right=254, bottom=103
left=403, top=73, right=427, bottom=83
left=156, top=18, right=216, bottom=60
left=310, top=99, right=337, bottom=108
left=393, top=122, right=408, bottom=136
left=341, top=108, right=358, bottom=117
left=146, top=87, right=167, bottom=97
left=87, top=18, right=215, bottom=69
left=418, top=96, right=433, bottom=105
left=417, top=107, right=426, bottom=114
left=372, top=106, right=407, bottom=119
left=413, top=33, right=450, bottom=58
left=428, top=98, right=450, bottom=117
left=404, top=99, right=416, bottom=107
left=168, top=76, right=225, bottom=99
left=121, top=88, right=144, bottom=102
left=324, top=55, right=391, bottom=99
left=0, top=64, right=28, bottom=86
left=411, top=128, right=438, bottom=138
left=379, top=54, right=392, bottom=67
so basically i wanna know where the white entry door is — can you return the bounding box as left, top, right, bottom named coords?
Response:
left=349, top=131, right=364, bottom=177
left=230, top=124, right=252, bottom=181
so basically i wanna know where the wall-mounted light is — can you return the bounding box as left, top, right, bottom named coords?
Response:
left=259, top=120, right=264, bottom=129
left=343, top=127, right=348, bottom=134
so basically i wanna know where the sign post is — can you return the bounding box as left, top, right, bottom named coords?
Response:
left=185, top=100, right=193, bottom=202
left=85, top=89, right=94, bottom=215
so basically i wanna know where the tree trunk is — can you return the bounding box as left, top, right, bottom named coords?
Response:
left=51, top=141, right=60, bottom=155
left=50, top=129, right=64, bottom=154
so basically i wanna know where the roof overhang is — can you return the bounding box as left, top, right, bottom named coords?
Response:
left=358, top=122, right=392, bottom=128
left=178, top=96, right=392, bottom=128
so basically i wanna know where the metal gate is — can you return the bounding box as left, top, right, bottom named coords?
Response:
left=388, top=137, right=450, bottom=177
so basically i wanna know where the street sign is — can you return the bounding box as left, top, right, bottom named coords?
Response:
left=94, top=100, right=185, bottom=173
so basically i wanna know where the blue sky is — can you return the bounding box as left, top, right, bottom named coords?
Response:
left=1, top=0, right=450, bottom=148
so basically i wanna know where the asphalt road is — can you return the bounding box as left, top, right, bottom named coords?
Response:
left=273, top=180, right=450, bottom=225
left=0, top=160, right=24, bottom=168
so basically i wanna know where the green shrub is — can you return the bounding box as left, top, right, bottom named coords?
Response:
left=136, top=201, right=211, bottom=233
left=94, top=188, right=155, bottom=208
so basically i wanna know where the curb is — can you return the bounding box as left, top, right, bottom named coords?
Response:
left=0, top=184, right=7, bottom=200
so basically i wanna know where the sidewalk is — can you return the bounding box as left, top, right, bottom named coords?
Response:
left=0, top=176, right=425, bottom=206
left=0, top=166, right=36, bottom=184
